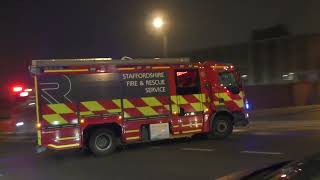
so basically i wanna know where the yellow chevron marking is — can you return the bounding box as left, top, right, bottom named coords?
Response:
left=141, top=97, right=162, bottom=106
left=190, top=102, right=203, bottom=112
left=215, top=93, right=232, bottom=101
left=234, top=99, right=244, bottom=108
left=214, top=101, right=225, bottom=106
left=137, top=106, right=158, bottom=116
left=171, top=104, right=180, bottom=114
left=81, top=101, right=105, bottom=111
left=48, top=104, right=73, bottom=114
left=124, top=112, right=131, bottom=118
left=170, top=96, right=178, bottom=104
left=193, top=94, right=206, bottom=103
left=112, top=99, right=121, bottom=108
left=107, top=109, right=121, bottom=113
left=177, top=96, right=188, bottom=104
left=239, top=91, right=245, bottom=99
left=80, top=111, right=93, bottom=116
left=42, top=114, right=68, bottom=125
left=123, top=99, right=135, bottom=108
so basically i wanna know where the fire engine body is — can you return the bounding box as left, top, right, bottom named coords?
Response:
left=30, top=58, right=249, bottom=155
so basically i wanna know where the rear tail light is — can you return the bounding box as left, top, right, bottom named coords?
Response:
left=12, top=86, right=23, bottom=92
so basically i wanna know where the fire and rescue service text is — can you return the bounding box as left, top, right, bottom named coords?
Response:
left=122, top=72, right=167, bottom=94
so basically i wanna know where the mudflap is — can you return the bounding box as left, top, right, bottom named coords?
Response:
left=36, top=146, right=47, bottom=154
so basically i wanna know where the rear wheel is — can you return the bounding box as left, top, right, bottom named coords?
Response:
left=89, top=128, right=117, bottom=156
left=212, top=115, right=233, bottom=139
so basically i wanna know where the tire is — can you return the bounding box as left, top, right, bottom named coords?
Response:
left=211, top=115, right=233, bottom=139
left=89, top=128, right=117, bottom=156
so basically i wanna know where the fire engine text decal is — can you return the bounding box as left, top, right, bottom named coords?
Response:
left=121, top=72, right=168, bottom=97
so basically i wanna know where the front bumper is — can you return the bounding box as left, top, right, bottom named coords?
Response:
left=232, top=112, right=249, bottom=127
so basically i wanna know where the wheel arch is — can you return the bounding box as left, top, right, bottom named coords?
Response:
left=210, top=110, right=234, bottom=129
left=83, top=123, right=122, bottom=147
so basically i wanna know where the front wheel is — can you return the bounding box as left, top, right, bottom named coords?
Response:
left=89, top=128, right=117, bottom=156
left=211, top=115, right=233, bottom=139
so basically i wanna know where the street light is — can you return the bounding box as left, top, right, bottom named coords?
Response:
left=152, top=17, right=164, bottom=29
left=152, top=16, right=168, bottom=57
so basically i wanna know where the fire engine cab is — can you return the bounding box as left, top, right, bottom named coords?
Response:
left=30, top=58, right=249, bottom=155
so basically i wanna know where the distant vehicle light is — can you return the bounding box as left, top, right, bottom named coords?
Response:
left=19, top=91, right=29, bottom=97
left=13, top=86, right=23, bottom=92
left=16, top=122, right=24, bottom=127
left=24, top=88, right=32, bottom=92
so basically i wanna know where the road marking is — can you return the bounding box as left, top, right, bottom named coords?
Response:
left=149, top=146, right=161, bottom=149
left=241, top=150, right=283, bottom=155
left=181, top=148, right=214, bottom=152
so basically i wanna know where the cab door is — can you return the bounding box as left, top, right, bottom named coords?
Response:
left=173, top=69, right=205, bottom=134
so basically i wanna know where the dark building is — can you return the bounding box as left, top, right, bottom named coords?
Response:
left=183, top=33, right=320, bottom=86
left=177, top=33, right=320, bottom=109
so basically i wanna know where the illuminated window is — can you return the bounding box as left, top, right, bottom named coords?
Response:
left=175, top=70, right=200, bottom=95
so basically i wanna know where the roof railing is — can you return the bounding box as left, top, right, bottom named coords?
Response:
left=32, top=57, right=190, bottom=67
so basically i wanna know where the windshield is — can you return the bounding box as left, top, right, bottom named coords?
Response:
left=219, top=71, right=239, bottom=87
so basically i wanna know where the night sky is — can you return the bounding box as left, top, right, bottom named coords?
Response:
left=0, top=0, right=319, bottom=85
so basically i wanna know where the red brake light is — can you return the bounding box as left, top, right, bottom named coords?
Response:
left=13, top=86, right=23, bottom=92
left=19, top=91, right=29, bottom=97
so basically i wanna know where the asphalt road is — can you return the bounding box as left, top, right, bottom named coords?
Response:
left=1, top=107, right=320, bottom=180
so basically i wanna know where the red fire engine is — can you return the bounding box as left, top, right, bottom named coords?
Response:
left=30, top=58, right=249, bottom=155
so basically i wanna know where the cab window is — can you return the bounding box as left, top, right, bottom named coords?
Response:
left=175, top=69, right=200, bottom=95
left=219, top=71, right=237, bottom=87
